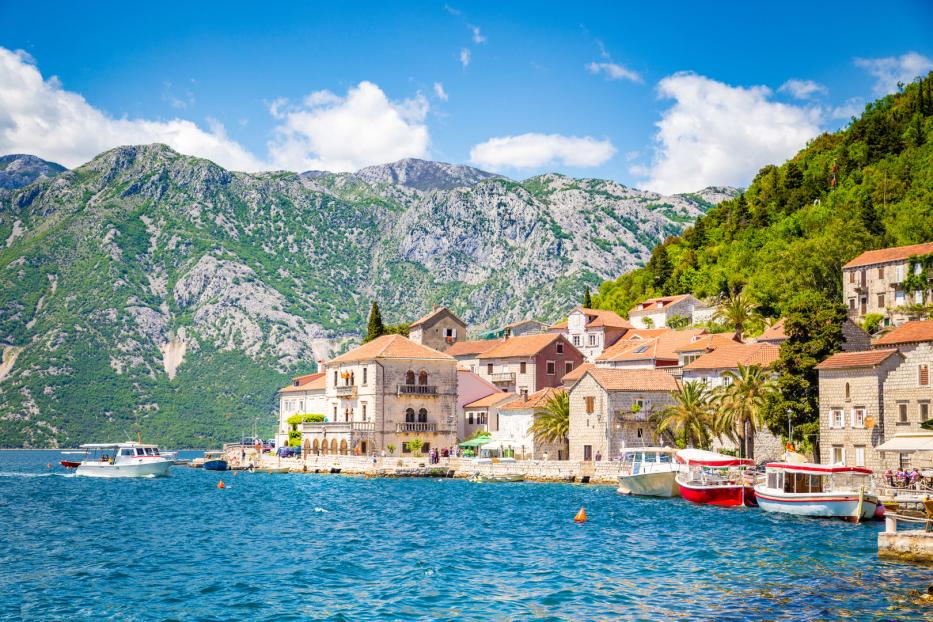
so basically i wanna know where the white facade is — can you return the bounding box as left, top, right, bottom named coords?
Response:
left=628, top=295, right=709, bottom=330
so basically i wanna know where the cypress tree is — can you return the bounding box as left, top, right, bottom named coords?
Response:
left=583, top=286, right=592, bottom=308
left=365, top=301, right=385, bottom=343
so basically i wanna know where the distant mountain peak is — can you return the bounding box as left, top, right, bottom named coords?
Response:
left=0, top=154, right=67, bottom=190
left=354, top=158, right=502, bottom=191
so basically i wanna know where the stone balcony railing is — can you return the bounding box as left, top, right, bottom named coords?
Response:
left=335, top=385, right=358, bottom=398
left=615, top=409, right=650, bottom=421
left=490, top=372, right=516, bottom=383
left=396, top=422, right=439, bottom=433
left=398, top=384, right=438, bottom=396
left=299, top=421, right=374, bottom=435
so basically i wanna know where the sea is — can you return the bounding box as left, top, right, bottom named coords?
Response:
left=0, top=450, right=930, bottom=621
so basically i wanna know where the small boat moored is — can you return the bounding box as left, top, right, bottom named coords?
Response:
left=754, top=462, right=879, bottom=521
left=675, top=449, right=757, bottom=507
left=202, top=451, right=228, bottom=471
left=617, top=446, right=680, bottom=497
left=468, top=473, right=525, bottom=483
left=74, top=443, right=173, bottom=478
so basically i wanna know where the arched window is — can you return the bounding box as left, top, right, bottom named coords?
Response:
left=406, top=370, right=416, bottom=385
left=418, top=371, right=428, bottom=386
left=845, top=383, right=850, bottom=399
left=418, top=408, right=428, bottom=423
left=405, top=408, right=415, bottom=423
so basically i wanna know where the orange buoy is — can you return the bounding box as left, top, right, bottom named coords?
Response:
left=574, top=506, right=587, bottom=523
left=217, top=480, right=226, bottom=489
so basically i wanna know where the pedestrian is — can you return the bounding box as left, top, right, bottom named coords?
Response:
left=371, top=452, right=377, bottom=466
left=380, top=448, right=386, bottom=458
left=595, top=451, right=602, bottom=462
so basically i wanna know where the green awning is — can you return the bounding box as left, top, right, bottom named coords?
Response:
left=458, top=436, right=491, bottom=448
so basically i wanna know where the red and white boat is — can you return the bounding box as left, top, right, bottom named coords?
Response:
left=674, top=449, right=757, bottom=507
left=754, top=462, right=878, bottom=521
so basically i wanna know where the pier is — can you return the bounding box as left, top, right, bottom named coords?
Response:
left=879, top=508, right=933, bottom=564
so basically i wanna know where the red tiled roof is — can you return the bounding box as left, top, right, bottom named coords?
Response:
left=278, top=372, right=326, bottom=393
left=843, top=242, right=933, bottom=269
left=628, top=294, right=692, bottom=316
left=872, top=320, right=933, bottom=346
left=597, top=329, right=708, bottom=363
left=446, top=340, right=500, bottom=357
left=757, top=318, right=787, bottom=342
left=328, top=334, right=454, bottom=364
left=477, top=333, right=576, bottom=359
left=409, top=306, right=464, bottom=328
left=464, top=392, right=516, bottom=409
left=815, top=349, right=901, bottom=370
left=684, top=343, right=780, bottom=371
left=548, top=307, right=632, bottom=331
left=582, top=367, right=680, bottom=392
left=499, top=387, right=565, bottom=410
left=674, top=333, right=741, bottom=353
left=560, top=362, right=595, bottom=384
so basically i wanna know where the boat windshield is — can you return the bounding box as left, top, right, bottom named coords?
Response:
left=623, top=451, right=671, bottom=464
left=782, top=472, right=825, bottom=494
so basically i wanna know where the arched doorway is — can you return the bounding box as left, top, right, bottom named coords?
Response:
left=312, top=438, right=320, bottom=454
left=405, top=408, right=415, bottom=422
left=330, top=439, right=338, bottom=454
left=339, top=439, right=348, bottom=455
left=303, top=438, right=310, bottom=454
left=406, top=370, right=416, bottom=385
left=418, top=370, right=428, bottom=386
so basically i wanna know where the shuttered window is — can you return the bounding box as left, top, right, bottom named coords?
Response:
left=585, top=396, right=595, bottom=414
left=920, top=364, right=929, bottom=386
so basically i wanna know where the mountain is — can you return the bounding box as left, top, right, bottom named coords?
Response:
left=0, top=154, right=66, bottom=190
left=594, top=71, right=933, bottom=319
left=0, top=146, right=735, bottom=447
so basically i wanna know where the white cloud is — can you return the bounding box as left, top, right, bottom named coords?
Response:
left=830, top=97, right=864, bottom=120
left=469, top=133, right=616, bottom=170
left=778, top=79, right=827, bottom=100
left=433, top=82, right=448, bottom=101
left=586, top=61, right=642, bottom=83
left=469, top=25, right=486, bottom=44
left=635, top=72, right=821, bottom=194
left=0, top=47, right=265, bottom=170
left=267, top=81, right=430, bottom=172
left=460, top=48, right=471, bottom=68
left=855, top=51, right=933, bottom=95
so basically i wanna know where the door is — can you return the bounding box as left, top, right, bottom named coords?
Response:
left=583, top=445, right=592, bottom=461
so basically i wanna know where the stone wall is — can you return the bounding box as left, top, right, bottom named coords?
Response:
left=881, top=342, right=933, bottom=469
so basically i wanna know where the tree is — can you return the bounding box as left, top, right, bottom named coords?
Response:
left=365, top=301, right=385, bottom=343
left=386, top=443, right=396, bottom=455
left=712, top=290, right=763, bottom=338
left=655, top=382, right=713, bottom=449
left=714, top=364, right=775, bottom=458
left=583, top=286, right=592, bottom=308
left=859, top=193, right=884, bottom=237
left=407, top=438, right=424, bottom=457
left=667, top=314, right=690, bottom=330
left=529, top=390, right=570, bottom=450
left=647, top=244, right=672, bottom=292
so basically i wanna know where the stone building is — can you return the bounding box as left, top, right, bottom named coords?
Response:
left=816, top=349, right=904, bottom=470
left=490, top=387, right=568, bottom=460
left=275, top=372, right=328, bottom=447
left=567, top=368, right=679, bottom=462
left=682, top=342, right=780, bottom=388
left=626, top=295, right=711, bottom=329
left=475, top=333, right=584, bottom=397
left=549, top=307, right=632, bottom=361
left=299, top=334, right=458, bottom=456
left=755, top=317, right=871, bottom=351
left=445, top=339, right=500, bottom=374
left=841, top=241, right=933, bottom=326
left=408, top=306, right=467, bottom=352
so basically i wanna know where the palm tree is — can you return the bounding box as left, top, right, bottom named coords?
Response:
left=655, top=382, right=713, bottom=449
left=529, top=390, right=570, bottom=451
left=712, top=290, right=762, bottom=338
left=714, top=364, right=775, bottom=458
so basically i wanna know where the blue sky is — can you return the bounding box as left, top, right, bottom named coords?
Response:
left=1, top=1, right=931, bottom=192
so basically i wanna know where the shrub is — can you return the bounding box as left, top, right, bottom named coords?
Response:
left=861, top=313, right=884, bottom=335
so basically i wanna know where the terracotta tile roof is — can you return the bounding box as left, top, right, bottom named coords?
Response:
left=561, top=362, right=595, bottom=384
left=477, top=333, right=572, bottom=359
left=757, top=318, right=787, bottom=342
left=328, top=334, right=454, bottom=365
left=626, top=328, right=672, bottom=340
left=597, top=329, right=708, bottom=363
left=843, top=242, right=933, bottom=269
left=815, top=348, right=901, bottom=370
left=674, top=333, right=741, bottom=353
left=872, top=320, right=933, bottom=346
left=464, top=392, right=516, bottom=409
left=409, top=306, right=464, bottom=328
left=446, top=340, right=500, bottom=357
left=278, top=372, right=326, bottom=393
left=684, top=343, right=780, bottom=371
left=548, top=319, right=568, bottom=330
left=499, top=387, right=565, bottom=410
left=582, top=367, right=680, bottom=392
left=548, top=307, right=632, bottom=331
left=628, top=294, right=692, bottom=316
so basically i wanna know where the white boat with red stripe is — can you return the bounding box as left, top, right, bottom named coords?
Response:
left=754, top=462, right=878, bottom=521
left=75, top=443, right=173, bottom=478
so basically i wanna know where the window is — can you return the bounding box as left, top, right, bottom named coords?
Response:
left=634, top=345, right=649, bottom=354
left=487, top=363, right=493, bottom=375
left=520, top=362, right=527, bottom=374
left=634, top=398, right=645, bottom=410
left=877, top=293, right=885, bottom=308
left=848, top=298, right=856, bottom=311
left=852, top=407, right=865, bottom=428
left=572, top=336, right=581, bottom=347
left=467, top=412, right=474, bottom=425
left=637, top=428, right=643, bottom=438
left=831, top=446, right=844, bottom=464
left=546, top=361, right=555, bottom=375
left=585, top=396, right=595, bottom=414
left=405, top=408, right=415, bottom=423
left=520, top=387, right=528, bottom=399
left=848, top=270, right=855, bottom=283
left=899, top=453, right=911, bottom=470
left=333, top=370, right=338, bottom=385
left=556, top=342, right=564, bottom=354
left=565, top=361, right=574, bottom=374
left=831, top=408, right=844, bottom=428
left=588, top=334, right=597, bottom=347
left=417, top=408, right=427, bottom=423
left=895, top=290, right=905, bottom=305
left=844, top=383, right=850, bottom=400
left=878, top=266, right=884, bottom=278
left=406, top=370, right=415, bottom=385
left=854, top=446, right=866, bottom=467
left=333, top=405, right=337, bottom=419
left=920, top=364, right=929, bottom=386
left=362, top=367, right=368, bottom=385
left=362, top=403, right=367, bottom=421
left=921, top=402, right=930, bottom=422
left=899, top=403, right=908, bottom=423
left=583, top=445, right=592, bottom=461
left=402, top=442, right=411, bottom=454
left=418, top=371, right=428, bottom=386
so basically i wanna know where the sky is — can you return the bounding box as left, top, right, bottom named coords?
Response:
left=1, top=1, right=932, bottom=193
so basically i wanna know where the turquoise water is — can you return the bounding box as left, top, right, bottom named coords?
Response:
left=0, top=451, right=930, bottom=621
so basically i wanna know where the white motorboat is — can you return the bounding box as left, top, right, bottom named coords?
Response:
left=754, top=462, right=879, bottom=520
left=617, top=447, right=680, bottom=497
left=74, top=443, right=173, bottom=478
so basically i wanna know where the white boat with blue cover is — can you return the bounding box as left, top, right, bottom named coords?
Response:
left=754, top=462, right=878, bottom=520
left=617, top=447, right=680, bottom=497
left=74, top=443, right=173, bottom=478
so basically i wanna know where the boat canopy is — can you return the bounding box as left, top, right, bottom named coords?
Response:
left=875, top=432, right=933, bottom=453
left=79, top=442, right=158, bottom=449
left=675, top=448, right=754, bottom=467
left=764, top=462, right=872, bottom=475
left=622, top=446, right=676, bottom=455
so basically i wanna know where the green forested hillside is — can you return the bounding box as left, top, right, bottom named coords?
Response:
left=595, top=72, right=933, bottom=319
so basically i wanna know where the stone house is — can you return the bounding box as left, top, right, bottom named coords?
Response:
left=408, top=306, right=467, bottom=352
left=491, top=387, right=568, bottom=460
left=275, top=372, right=328, bottom=447
left=841, top=241, right=933, bottom=326
left=475, top=333, right=584, bottom=397
left=445, top=339, right=500, bottom=374
left=456, top=369, right=501, bottom=439
left=549, top=307, right=632, bottom=361
left=567, top=368, right=680, bottom=462
left=503, top=319, right=548, bottom=337
left=462, top=392, right=516, bottom=438
left=627, top=295, right=711, bottom=329
left=755, top=317, right=871, bottom=351
left=299, top=335, right=458, bottom=456
left=816, top=349, right=904, bottom=470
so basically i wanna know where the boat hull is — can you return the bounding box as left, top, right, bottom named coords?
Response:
left=754, top=488, right=878, bottom=519
left=677, top=478, right=756, bottom=507
left=203, top=460, right=228, bottom=471
left=75, top=459, right=172, bottom=478
left=618, top=470, right=680, bottom=497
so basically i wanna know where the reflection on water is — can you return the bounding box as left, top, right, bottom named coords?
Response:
left=0, top=450, right=929, bottom=621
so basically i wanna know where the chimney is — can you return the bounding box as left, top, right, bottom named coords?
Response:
left=317, top=359, right=325, bottom=373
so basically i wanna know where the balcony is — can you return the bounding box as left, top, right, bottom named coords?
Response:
left=490, top=372, right=516, bottom=384
left=299, top=421, right=374, bottom=435
left=398, top=384, right=438, bottom=396
left=616, top=409, right=649, bottom=422
left=396, top=422, right=439, bottom=433
left=335, top=385, right=357, bottom=398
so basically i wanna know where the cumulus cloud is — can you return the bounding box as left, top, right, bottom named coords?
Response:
left=267, top=81, right=430, bottom=172
left=855, top=52, right=933, bottom=95
left=469, top=133, right=616, bottom=170
left=634, top=72, right=821, bottom=194
left=0, top=47, right=266, bottom=170
left=460, top=48, right=471, bottom=68
left=469, top=25, right=486, bottom=44
left=586, top=61, right=642, bottom=83
left=778, top=79, right=827, bottom=100
left=433, top=82, right=449, bottom=101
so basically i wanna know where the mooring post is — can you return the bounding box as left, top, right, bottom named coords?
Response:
left=885, top=514, right=897, bottom=534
